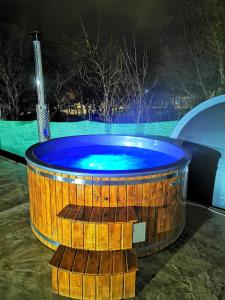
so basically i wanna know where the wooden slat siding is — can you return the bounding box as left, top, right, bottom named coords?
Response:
left=49, top=171, right=57, bottom=240
left=58, top=248, right=77, bottom=296
left=93, top=177, right=101, bottom=207
left=31, top=170, right=37, bottom=226
left=35, top=172, right=42, bottom=232
left=62, top=219, right=72, bottom=247
left=127, top=177, right=135, bottom=206
left=70, top=273, right=83, bottom=299
left=40, top=174, right=47, bottom=235
left=62, top=174, right=69, bottom=210
left=147, top=203, right=156, bottom=252
left=101, top=177, right=110, bottom=207
left=49, top=245, right=65, bottom=295
left=76, top=176, right=85, bottom=205
left=109, top=178, right=118, bottom=207
left=124, top=272, right=136, bottom=298
left=142, top=180, right=149, bottom=206
left=96, top=223, right=109, bottom=251
left=102, top=207, right=116, bottom=223
left=126, top=249, right=137, bottom=272
left=83, top=275, right=96, bottom=299
left=70, top=250, right=86, bottom=298
left=84, top=223, right=96, bottom=250
left=134, top=178, right=143, bottom=206
left=31, top=170, right=37, bottom=227
left=111, top=274, right=123, bottom=299
left=84, top=177, right=93, bottom=206
left=109, top=223, right=122, bottom=250
left=56, top=172, right=63, bottom=244
left=141, top=207, right=148, bottom=248
left=96, top=275, right=110, bottom=300
left=117, top=177, right=127, bottom=207
left=27, top=169, right=33, bottom=223
left=57, top=204, right=72, bottom=247
left=121, top=223, right=133, bottom=249
left=72, top=222, right=84, bottom=249
left=68, top=175, right=77, bottom=206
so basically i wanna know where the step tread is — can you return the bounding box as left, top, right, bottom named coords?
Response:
left=57, top=205, right=138, bottom=223
left=49, top=245, right=138, bottom=275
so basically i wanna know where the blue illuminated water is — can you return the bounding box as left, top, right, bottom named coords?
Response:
left=42, top=145, right=176, bottom=171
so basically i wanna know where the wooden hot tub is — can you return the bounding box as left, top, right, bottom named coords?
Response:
left=25, top=135, right=191, bottom=257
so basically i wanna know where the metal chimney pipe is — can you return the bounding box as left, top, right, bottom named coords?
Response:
left=31, top=31, right=50, bottom=142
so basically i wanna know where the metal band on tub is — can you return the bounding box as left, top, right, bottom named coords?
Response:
left=28, top=163, right=188, bottom=186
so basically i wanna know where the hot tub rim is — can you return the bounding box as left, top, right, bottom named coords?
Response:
left=25, top=134, right=192, bottom=178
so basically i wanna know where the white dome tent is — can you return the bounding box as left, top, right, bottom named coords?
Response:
left=171, top=94, right=225, bottom=209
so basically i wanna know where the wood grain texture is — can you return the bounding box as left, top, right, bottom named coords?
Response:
left=28, top=165, right=186, bottom=256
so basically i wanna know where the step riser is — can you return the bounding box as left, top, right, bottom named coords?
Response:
left=52, top=268, right=136, bottom=300
left=58, top=219, right=134, bottom=250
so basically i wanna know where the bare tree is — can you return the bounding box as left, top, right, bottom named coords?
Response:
left=0, top=25, right=29, bottom=120
left=67, top=19, right=157, bottom=123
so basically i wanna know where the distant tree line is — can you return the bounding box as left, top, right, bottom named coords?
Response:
left=0, top=0, right=224, bottom=122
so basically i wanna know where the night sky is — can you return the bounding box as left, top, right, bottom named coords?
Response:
left=0, top=0, right=171, bottom=43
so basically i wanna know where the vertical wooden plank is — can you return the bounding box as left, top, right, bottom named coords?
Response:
left=84, top=223, right=96, bottom=250
left=68, top=175, right=77, bottom=205
left=70, top=273, right=83, bottom=299
left=101, top=178, right=110, bottom=207
left=121, top=223, right=132, bottom=249
left=83, top=275, right=96, bottom=299
left=27, top=169, right=33, bottom=222
left=40, top=174, right=47, bottom=235
left=127, top=178, right=135, bottom=206
left=77, top=176, right=85, bottom=205
left=72, top=222, right=84, bottom=249
left=117, top=178, right=127, bottom=206
left=142, top=180, right=150, bottom=206
left=56, top=173, right=63, bottom=243
left=45, top=176, right=52, bottom=237
left=124, top=272, right=136, bottom=298
left=62, top=219, right=72, bottom=247
left=96, top=223, right=109, bottom=251
left=109, top=178, right=118, bottom=207
left=62, top=175, right=69, bottom=208
left=134, top=179, right=143, bottom=206
left=51, top=267, right=58, bottom=294
left=111, top=274, right=123, bottom=300
left=109, top=223, right=122, bottom=250
left=93, top=177, right=101, bottom=207
left=58, top=270, right=70, bottom=297
left=49, top=171, right=57, bottom=241
left=58, top=247, right=76, bottom=296
left=96, top=275, right=110, bottom=300
left=84, top=177, right=93, bottom=206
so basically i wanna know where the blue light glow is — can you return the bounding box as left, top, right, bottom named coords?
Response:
left=42, top=145, right=177, bottom=171
left=74, top=154, right=143, bottom=170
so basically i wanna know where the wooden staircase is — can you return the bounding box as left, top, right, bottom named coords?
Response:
left=49, top=205, right=138, bottom=299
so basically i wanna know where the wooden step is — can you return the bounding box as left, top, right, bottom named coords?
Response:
left=56, top=205, right=138, bottom=250
left=49, top=245, right=138, bottom=299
